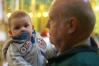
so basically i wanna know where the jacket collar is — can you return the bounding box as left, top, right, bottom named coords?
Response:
left=48, top=38, right=97, bottom=64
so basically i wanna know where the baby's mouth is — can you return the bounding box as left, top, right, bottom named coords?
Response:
left=20, top=32, right=29, bottom=37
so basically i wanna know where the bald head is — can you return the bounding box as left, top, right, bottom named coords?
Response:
left=47, top=0, right=96, bottom=51
left=49, top=0, right=95, bottom=39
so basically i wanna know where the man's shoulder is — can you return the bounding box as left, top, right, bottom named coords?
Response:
left=69, top=52, right=99, bottom=65
left=58, top=52, right=99, bottom=66
left=75, top=52, right=99, bottom=59
left=48, top=51, right=99, bottom=66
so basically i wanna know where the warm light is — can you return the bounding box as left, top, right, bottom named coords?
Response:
left=0, top=31, right=6, bottom=41
left=7, top=13, right=11, bottom=18
left=95, top=6, right=99, bottom=11
left=37, top=13, right=41, bottom=17
left=43, top=12, right=48, bottom=17
left=29, top=13, right=33, bottom=18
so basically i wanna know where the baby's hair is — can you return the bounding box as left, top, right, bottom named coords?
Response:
left=8, top=11, right=31, bottom=29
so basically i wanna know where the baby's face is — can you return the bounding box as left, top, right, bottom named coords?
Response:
left=10, top=16, right=32, bottom=37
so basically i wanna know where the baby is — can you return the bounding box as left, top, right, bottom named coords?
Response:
left=2, top=11, right=49, bottom=66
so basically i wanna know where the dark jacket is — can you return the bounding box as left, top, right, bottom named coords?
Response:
left=47, top=39, right=99, bottom=66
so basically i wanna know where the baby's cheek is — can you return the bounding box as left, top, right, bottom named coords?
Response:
left=28, top=31, right=32, bottom=37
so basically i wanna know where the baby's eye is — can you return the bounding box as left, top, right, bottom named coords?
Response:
left=24, top=24, right=29, bottom=27
left=14, top=26, right=20, bottom=30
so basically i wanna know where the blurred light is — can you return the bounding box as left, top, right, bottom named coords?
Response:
left=29, top=13, right=33, bottom=18
left=84, top=0, right=88, bottom=3
left=43, top=12, right=48, bottom=17
left=95, top=6, right=99, bottom=11
left=7, top=13, right=11, bottom=18
left=0, top=31, right=6, bottom=41
left=0, top=2, right=2, bottom=19
left=37, top=13, right=41, bottom=17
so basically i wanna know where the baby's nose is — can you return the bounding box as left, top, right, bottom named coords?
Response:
left=20, top=30, right=25, bottom=33
left=20, top=27, right=26, bottom=33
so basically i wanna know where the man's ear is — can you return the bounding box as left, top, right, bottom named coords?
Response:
left=8, top=30, right=12, bottom=35
left=67, top=17, right=78, bottom=34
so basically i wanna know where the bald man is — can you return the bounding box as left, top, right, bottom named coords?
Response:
left=46, top=0, right=99, bottom=66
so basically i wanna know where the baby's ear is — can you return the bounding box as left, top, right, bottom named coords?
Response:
left=32, top=25, right=34, bottom=30
left=8, top=30, right=12, bottom=35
